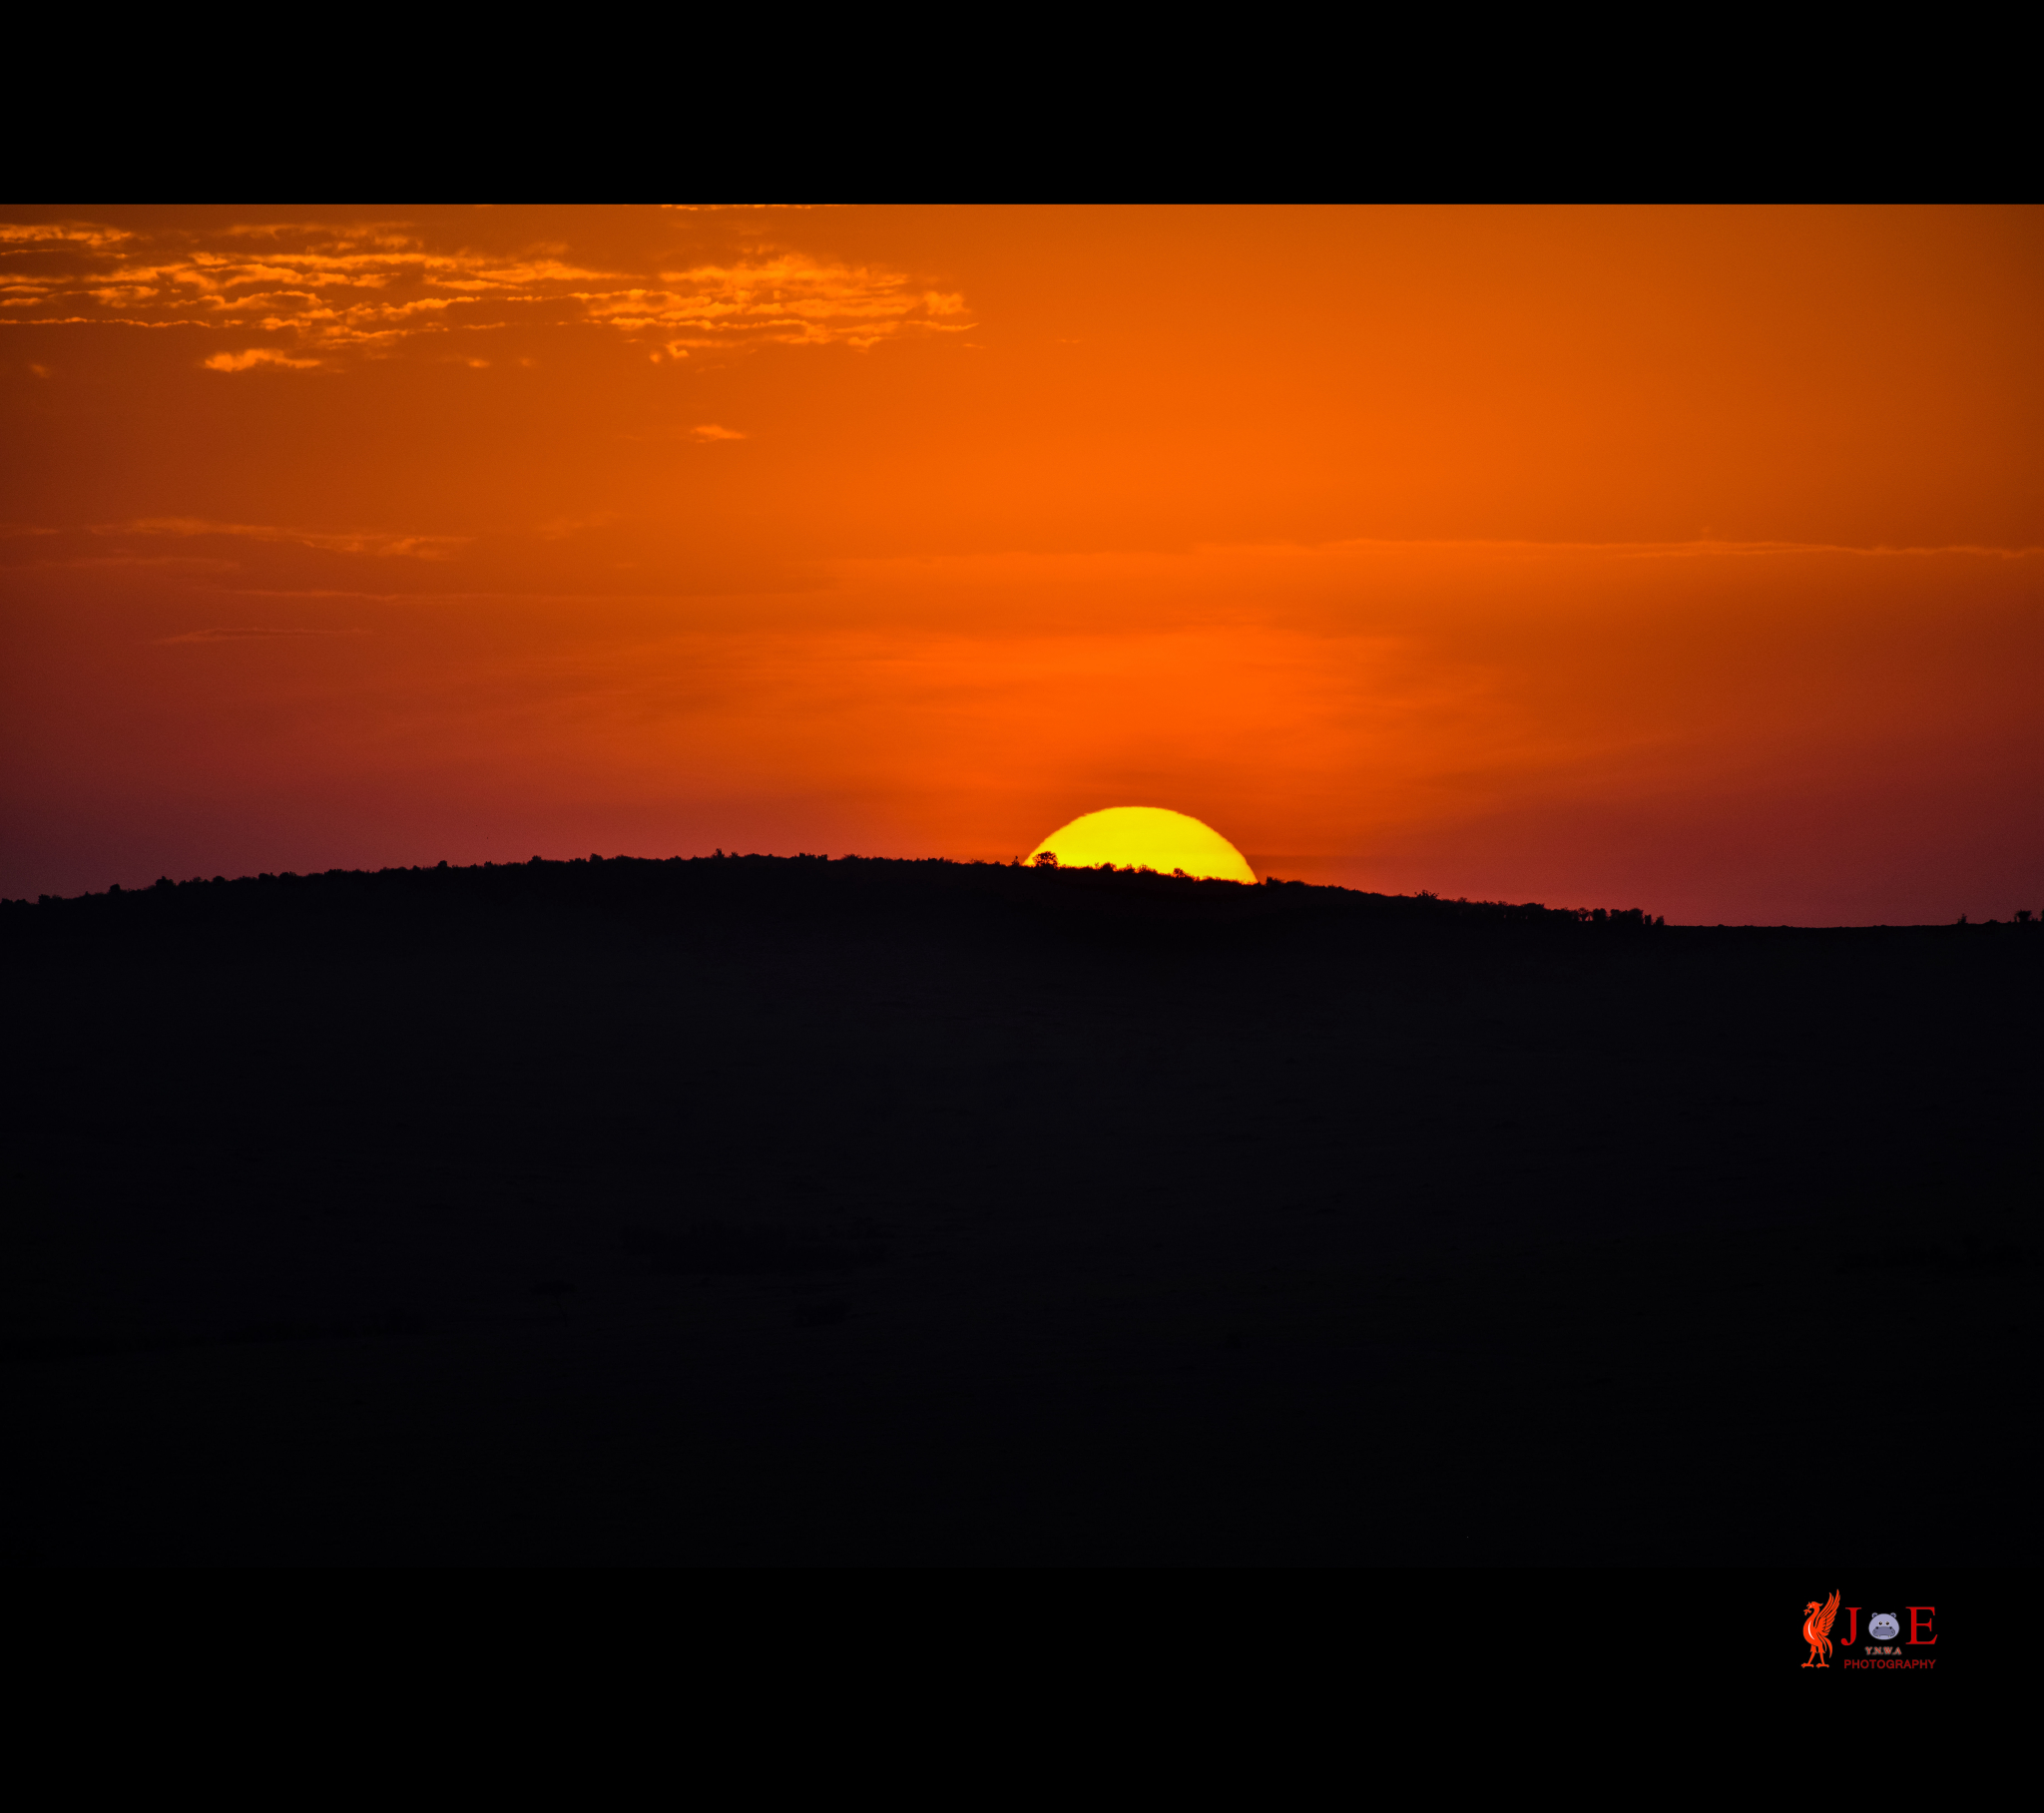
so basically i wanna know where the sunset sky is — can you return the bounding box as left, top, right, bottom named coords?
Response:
left=3, top=205, right=2036, bottom=922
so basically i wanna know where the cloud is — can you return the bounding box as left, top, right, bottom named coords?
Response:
left=619, top=422, right=750, bottom=444
left=203, top=348, right=322, bottom=372
left=0, top=219, right=972, bottom=361
left=0, top=222, right=132, bottom=248
left=100, top=517, right=470, bottom=559
left=533, top=513, right=623, bottom=540
left=155, top=627, right=365, bottom=644
left=32, top=555, right=238, bottom=572
left=587, top=254, right=971, bottom=350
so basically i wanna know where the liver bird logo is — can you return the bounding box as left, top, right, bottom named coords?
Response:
left=1801, top=1590, right=1841, bottom=1667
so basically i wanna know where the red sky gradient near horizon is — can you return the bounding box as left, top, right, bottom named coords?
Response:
left=2, top=205, right=2037, bottom=922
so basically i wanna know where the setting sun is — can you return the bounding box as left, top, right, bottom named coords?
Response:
left=1027, top=807, right=1257, bottom=882
left=1, top=206, right=2034, bottom=921
left=5, top=205, right=2032, bottom=1574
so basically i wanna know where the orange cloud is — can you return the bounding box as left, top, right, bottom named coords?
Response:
left=155, top=626, right=367, bottom=644
left=98, top=518, right=469, bottom=559
left=203, top=348, right=322, bottom=372
left=1, top=218, right=966, bottom=359
left=0, top=222, right=133, bottom=248
left=584, top=254, right=970, bottom=349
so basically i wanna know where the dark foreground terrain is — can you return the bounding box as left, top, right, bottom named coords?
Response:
left=3, top=856, right=2036, bottom=1565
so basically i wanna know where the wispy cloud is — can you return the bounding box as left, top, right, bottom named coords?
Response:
left=0, top=222, right=133, bottom=249
left=100, top=517, right=471, bottom=559
left=0, top=219, right=972, bottom=361
left=204, top=348, right=324, bottom=372
left=597, top=255, right=969, bottom=352
left=156, top=626, right=366, bottom=644
left=620, top=421, right=751, bottom=444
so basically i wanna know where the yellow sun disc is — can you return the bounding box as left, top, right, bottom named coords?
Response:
left=1026, top=807, right=1257, bottom=883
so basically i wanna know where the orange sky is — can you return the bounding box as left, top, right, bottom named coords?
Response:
left=3, top=205, right=2037, bottom=921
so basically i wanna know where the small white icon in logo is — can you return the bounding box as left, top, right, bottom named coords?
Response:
left=1868, top=1612, right=1900, bottom=1641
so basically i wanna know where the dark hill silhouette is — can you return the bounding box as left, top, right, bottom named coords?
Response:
left=2, top=857, right=2036, bottom=1564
